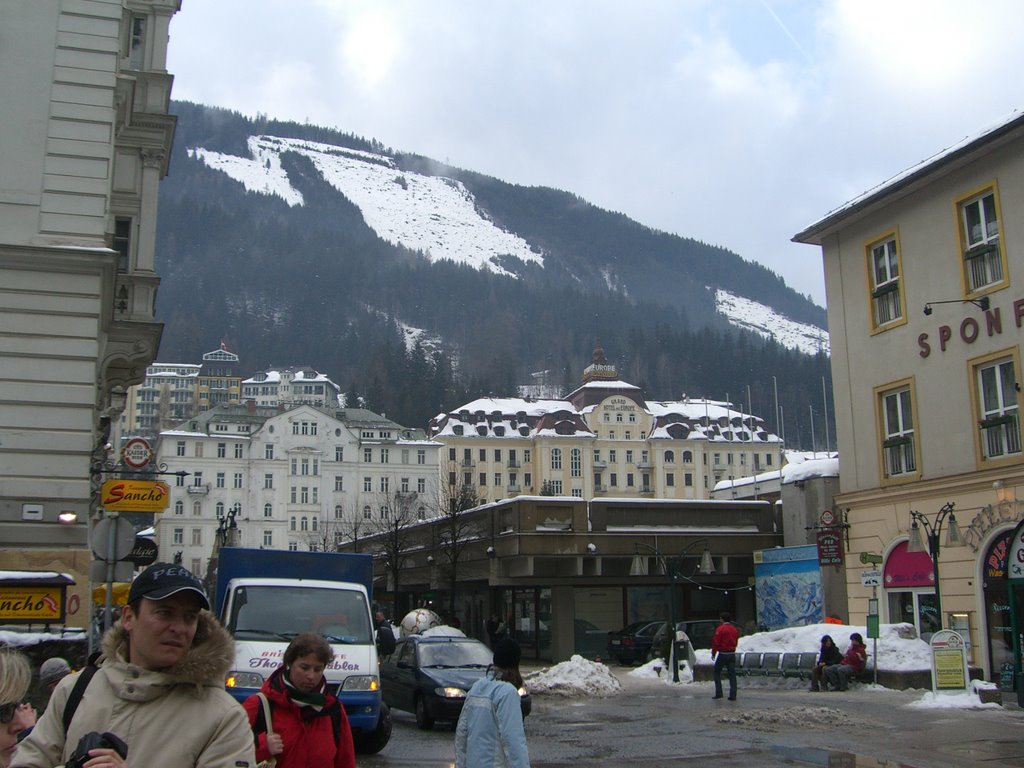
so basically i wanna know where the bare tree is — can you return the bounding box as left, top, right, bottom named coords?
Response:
left=302, top=515, right=353, bottom=553
left=369, top=489, right=420, bottom=615
left=435, top=481, right=481, bottom=621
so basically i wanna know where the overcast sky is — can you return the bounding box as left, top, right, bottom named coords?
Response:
left=167, top=0, right=1024, bottom=307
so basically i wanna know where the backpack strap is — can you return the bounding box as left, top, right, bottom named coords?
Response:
left=62, top=665, right=99, bottom=733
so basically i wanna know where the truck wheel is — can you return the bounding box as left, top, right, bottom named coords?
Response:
left=415, top=695, right=435, bottom=730
left=354, top=703, right=392, bottom=754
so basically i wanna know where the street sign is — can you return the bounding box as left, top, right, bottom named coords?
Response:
left=100, top=479, right=170, bottom=512
left=816, top=529, right=844, bottom=566
left=859, top=551, right=884, bottom=566
left=91, top=517, right=136, bottom=561
left=121, top=436, right=154, bottom=469
left=860, top=569, right=882, bottom=587
left=126, top=536, right=159, bottom=567
left=89, top=560, right=134, bottom=583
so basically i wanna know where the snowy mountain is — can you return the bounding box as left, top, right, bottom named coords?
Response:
left=154, top=102, right=832, bottom=445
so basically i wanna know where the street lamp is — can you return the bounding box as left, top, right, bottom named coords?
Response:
left=630, top=539, right=715, bottom=682
left=907, top=502, right=964, bottom=632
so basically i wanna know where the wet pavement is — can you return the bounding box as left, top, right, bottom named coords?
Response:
left=363, top=663, right=1024, bottom=767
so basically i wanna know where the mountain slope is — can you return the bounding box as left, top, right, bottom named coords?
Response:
left=155, top=102, right=831, bottom=446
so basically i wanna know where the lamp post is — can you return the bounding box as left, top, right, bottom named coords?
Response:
left=907, top=502, right=964, bottom=633
left=630, top=539, right=715, bottom=682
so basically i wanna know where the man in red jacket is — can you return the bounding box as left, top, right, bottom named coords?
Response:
left=711, top=612, right=740, bottom=701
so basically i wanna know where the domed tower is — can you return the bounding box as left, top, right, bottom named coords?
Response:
left=581, top=341, right=618, bottom=383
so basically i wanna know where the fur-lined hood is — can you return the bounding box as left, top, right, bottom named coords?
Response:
left=100, top=610, right=236, bottom=688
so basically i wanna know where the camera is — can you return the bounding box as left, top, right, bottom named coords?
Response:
left=66, top=731, right=128, bottom=768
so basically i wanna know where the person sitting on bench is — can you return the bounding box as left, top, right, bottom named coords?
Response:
left=824, top=632, right=867, bottom=692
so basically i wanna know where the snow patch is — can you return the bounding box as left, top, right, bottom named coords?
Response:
left=524, top=655, right=622, bottom=697
left=715, top=289, right=829, bottom=356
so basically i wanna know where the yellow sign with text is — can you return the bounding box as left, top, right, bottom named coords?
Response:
left=0, top=587, right=64, bottom=622
left=100, top=479, right=170, bottom=512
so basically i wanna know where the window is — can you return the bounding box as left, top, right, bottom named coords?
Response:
left=380, top=477, right=389, bottom=493
left=683, top=450, right=692, bottom=463
left=878, top=382, right=917, bottom=478
left=363, top=505, right=372, bottom=519
left=364, top=448, right=373, bottom=463
left=625, top=431, right=631, bottom=440
left=594, top=449, right=601, bottom=463
left=335, top=475, right=344, bottom=491
left=217, top=442, right=226, bottom=458
left=626, top=450, right=633, bottom=464
left=234, top=473, right=243, bottom=489
left=193, top=472, right=203, bottom=487
left=363, top=477, right=372, bottom=492
left=380, top=506, right=388, bottom=519
left=572, top=488, right=583, bottom=498
left=235, top=443, right=244, bottom=459
left=524, top=450, right=531, bottom=463
left=867, top=234, right=903, bottom=328
left=263, top=530, right=273, bottom=547
left=290, top=486, right=297, bottom=503
left=173, top=527, right=184, bottom=545
left=113, top=217, right=131, bottom=272
left=128, top=15, right=145, bottom=69
left=667, top=473, right=674, bottom=487
left=401, top=449, right=409, bottom=464
left=616, top=413, right=623, bottom=422
left=335, top=505, right=343, bottom=519
left=494, top=473, right=502, bottom=486
left=191, top=528, right=202, bottom=546
left=479, top=448, right=486, bottom=462
left=264, top=473, right=273, bottom=489
left=401, top=477, right=410, bottom=492
left=570, top=448, right=581, bottom=477
left=479, top=472, right=487, bottom=486
left=335, top=446, right=344, bottom=462
left=300, top=487, right=309, bottom=504
left=610, top=473, right=617, bottom=487
left=449, top=448, right=457, bottom=461
left=290, top=516, right=297, bottom=531
left=174, top=500, right=183, bottom=515
left=976, top=354, right=1021, bottom=459
left=418, top=505, right=426, bottom=520
left=958, top=187, right=1005, bottom=292
left=685, top=473, right=693, bottom=487
left=176, top=474, right=184, bottom=487
left=609, top=450, right=617, bottom=463
left=301, top=516, right=309, bottom=531
left=290, top=459, right=298, bottom=475
left=381, top=448, right=389, bottom=464
left=192, top=501, right=201, bottom=516
left=194, top=442, right=203, bottom=458
left=627, top=473, right=634, bottom=487
left=176, top=440, right=186, bottom=457
left=417, top=478, right=425, bottom=493
left=417, top=449, right=426, bottom=464
left=449, top=471, right=457, bottom=486
left=551, top=449, right=562, bottom=470
left=265, top=444, right=274, bottom=460
left=216, top=472, right=225, bottom=489
left=494, top=449, right=502, bottom=461
left=264, top=503, right=273, bottom=518
left=550, top=480, right=563, bottom=494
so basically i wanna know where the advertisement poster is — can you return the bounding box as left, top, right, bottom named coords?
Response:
left=754, top=545, right=823, bottom=631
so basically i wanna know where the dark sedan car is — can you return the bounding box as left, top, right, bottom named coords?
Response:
left=606, top=620, right=667, bottom=665
left=380, top=634, right=531, bottom=730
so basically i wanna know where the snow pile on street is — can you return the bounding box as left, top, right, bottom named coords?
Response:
left=628, top=657, right=694, bottom=683
left=693, top=622, right=932, bottom=671
left=712, top=704, right=848, bottom=732
left=525, top=655, right=622, bottom=697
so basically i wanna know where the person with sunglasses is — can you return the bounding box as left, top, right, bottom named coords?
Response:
left=1, top=649, right=35, bottom=768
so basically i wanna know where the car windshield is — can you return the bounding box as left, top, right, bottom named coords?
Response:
left=418, top=640, right=493, bottom=668
left=228, top=585, right=372, bottom=644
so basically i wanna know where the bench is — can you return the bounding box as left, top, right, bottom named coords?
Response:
left=731, top=651, right=860, bottom=681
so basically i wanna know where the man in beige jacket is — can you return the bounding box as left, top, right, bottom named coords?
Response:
left=13, top=563, right=255, bottom=768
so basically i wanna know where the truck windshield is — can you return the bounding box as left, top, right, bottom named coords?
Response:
left=229, top=585, right=372, bottom=645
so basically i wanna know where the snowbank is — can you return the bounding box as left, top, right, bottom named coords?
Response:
left=525, top=655, right=622, bottom=697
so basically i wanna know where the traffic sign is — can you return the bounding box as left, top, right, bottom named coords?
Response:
left=860, top=569, right=882, bottom=587
left=121, top=437, right=154, bottom=469
left=91, top=517, right=136, bottom=561
left=126, top=536, right=159, bottom=567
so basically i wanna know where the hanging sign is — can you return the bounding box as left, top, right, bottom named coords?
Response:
left=816, top=529, right=844, bottom=566
left=121, top=437, right=154, bottom=469
left=100, top=479, right=170, bottom=512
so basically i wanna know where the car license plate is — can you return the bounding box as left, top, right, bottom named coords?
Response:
left=611, top=639, right=620, bottom=645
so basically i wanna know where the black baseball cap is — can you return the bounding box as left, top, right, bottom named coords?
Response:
left=127, top=562, right=210, bottom=610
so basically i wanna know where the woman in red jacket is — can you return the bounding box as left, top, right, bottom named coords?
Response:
left=244, top=633, right=355, bottom=768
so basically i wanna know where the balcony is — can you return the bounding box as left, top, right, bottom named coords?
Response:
left=593, top=484, right=608, bottom=493
left=507, top=484, right=521, bottom=492
left=460, top=459, right=475, bottom=468
left=592, top=460, right=607, bottom=468
left=187, top=484, right=209, bottom=495
left=507, top=460, right=521, bottom=469
left=638, top=461, right=653, bottom=469
left=639, top=486, right=654, bottom=496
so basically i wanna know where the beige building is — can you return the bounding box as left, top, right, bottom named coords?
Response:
left=429, top=346, right=783, bottom=505
left=0, top=0, right=179, bottom=620
left=794, top=111, right=1024, bottom=682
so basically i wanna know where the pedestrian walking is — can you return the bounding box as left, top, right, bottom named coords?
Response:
left=1, top=650, right=36, bottom=768
left=243, top=633, right=355, bottom=768
left=455, top=637, right=530, bottom=768
left=11, top=562, right=255, bottom=768
left=711, top=612, right=739, bottom=701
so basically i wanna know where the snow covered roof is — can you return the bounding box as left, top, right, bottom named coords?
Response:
left=781, top=456, right=840, bottom=483
left=794, top=109, right=1024, bottom=243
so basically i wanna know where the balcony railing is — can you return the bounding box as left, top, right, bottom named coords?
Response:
left=187, top=484, right=209, bottom=495
left=592, top=460, right=607, bottom=468
left=507, top=459, right=521, bottom=468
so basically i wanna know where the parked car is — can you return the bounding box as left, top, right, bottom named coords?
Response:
left=606, top=620, right=667, bottom=665
left=379, top=634, right=531, bottom=730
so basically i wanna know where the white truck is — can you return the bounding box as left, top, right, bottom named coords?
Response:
left=214, top=547, right=391, bottom=754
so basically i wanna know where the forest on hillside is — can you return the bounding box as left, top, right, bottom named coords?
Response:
left=154, top=102, right=833, bottom=449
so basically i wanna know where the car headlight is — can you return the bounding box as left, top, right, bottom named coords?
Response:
left=341, top=675, right=380, bottom=692
left=226, top=671, right=265, bottom=689
left=434, top=687, right=467, bottom=699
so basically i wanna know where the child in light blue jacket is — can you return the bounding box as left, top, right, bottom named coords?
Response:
left=455, top=638, right=530, bottom=768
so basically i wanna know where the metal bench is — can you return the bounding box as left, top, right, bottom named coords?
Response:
left=760, top=652, right=783, bottom=676
left=737, top=652, right=763, bottom=676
